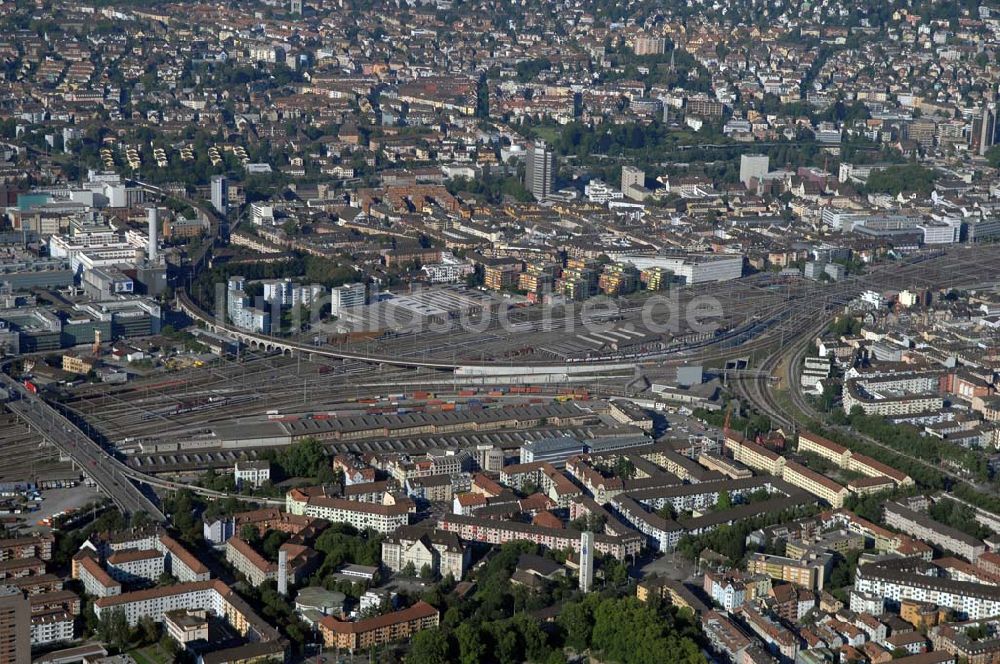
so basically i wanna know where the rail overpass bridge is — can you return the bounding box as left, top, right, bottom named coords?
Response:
left=2, top=375, right=166, bottom=521
left=2, top=369, right=286, bottom=521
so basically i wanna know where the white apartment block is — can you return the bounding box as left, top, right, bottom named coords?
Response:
left=77, top=556, right=121, bottom=598
left=31, top=611, right=74, bottom=646
left=106, top=549, right=165, bottom=584
left=854, top=560, right=1000, bottom=621
left=286, top=491, right=410, bottom=534
left=225, top=538, right=275, bottom=588
left=234, top=460, right=271, bottom=489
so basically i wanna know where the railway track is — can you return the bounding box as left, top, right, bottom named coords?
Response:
left=730, top=247, right=1000, bottom=485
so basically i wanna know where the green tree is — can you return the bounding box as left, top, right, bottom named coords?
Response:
left=455, top=622, right=486, bottom=664
left=241, top=524, right=261, bottom=546
left=407, top=627, right=452, bottom=664
left=986, top=145, right=1000, bottom=169
left=261, top=530, right=290, bottom=561
left=97, top=609, right=131, bottom=653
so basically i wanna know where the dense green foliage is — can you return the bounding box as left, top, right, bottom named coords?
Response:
left=863, top=163, right=937, bottom=196
left=928, top=498, right=993, bottom=540
left=404, top=541, right=705, bottom=664
left=312, top=523, right=383, bottom=577
left=675, top=504, right=820, bottom=563
left=261, top=437, right=337, bottom=482
left=693, top=407, right=772, bottom=440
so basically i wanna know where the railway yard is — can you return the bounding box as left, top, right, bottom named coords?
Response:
left=4, top=244, right=1000, bottom=518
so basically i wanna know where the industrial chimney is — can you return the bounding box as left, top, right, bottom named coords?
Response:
left=147, top=207, right=158, bottom=262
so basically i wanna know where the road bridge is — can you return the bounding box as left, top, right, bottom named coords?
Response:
left=2, top=375, right=166, bottom=520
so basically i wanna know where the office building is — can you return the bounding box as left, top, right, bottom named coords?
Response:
left=0, top=585, right=29, bottom=664
left=211, top=175, right=228, bottom=214
left=519, top=436, right=586, bottom=466
left=524, top=141, right=553, bottom=202
left=330, top=282, right=366, bottom=315
left=621, top=166, right=645, bottom=200
left=975, top=103, right=997, bottom=156
left=740, top=154, right=769, bottom=189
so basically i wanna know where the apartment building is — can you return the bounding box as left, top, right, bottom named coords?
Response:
left=286, top=488, right=412, bottom=534
left=610, top=494, right=683, bottom=552
left=318, top=601, right=439, bottom=651
left=746, top=551, right=833, bottom=591
left=74, top=556, right=121, bottom=599
left=703, top=570, right=750, bottom=611
left=854, top=558, right=1000, bottom=620
left=0, top=535, right=54, bottom=561
left=738, top=605, right=799, bottom=662
left=157, top=533, right=211, bottom=583
left=843, top=376, right=944, bottom=416
left=31, top=609, right=73, bottom=646
left=499, top=461, right=582, bottom=508
left=80, top=530, right=209, bottom=584
left=106, top=549, right=165, bottom=585
left=820, top=509, right=933, bottom=559
left=781, top=461, right=851, bottom=509
left=698, top=452, right=753, bottom=479
left=797, top=431, right=851, bottom=466
left=234, top=460, right=271, bottom=489
left=725, top=433, right=785, bottom=476
left=382, top=526, right=468, bottom=580
left=702, top=611, right=754, bottom=663
left=437, top=514, right=642, bottom=561
left=0, top=558, right=46, bottom=580
left=225, top=538, right=276, bottom=588
left=93, top=578, right=281, bottom=649
left=883, top=501, right=986, bottom=561
left=796, top=431, right=913, bottom=487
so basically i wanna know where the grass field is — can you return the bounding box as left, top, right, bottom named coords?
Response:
left=129, top=643, right=172, bottom=664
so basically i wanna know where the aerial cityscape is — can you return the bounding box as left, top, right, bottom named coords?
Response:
left=4, top=0, right=1000, bottom=662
